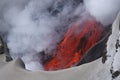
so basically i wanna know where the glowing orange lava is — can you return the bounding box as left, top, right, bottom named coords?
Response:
left=44, top=19, right=104, bottom=71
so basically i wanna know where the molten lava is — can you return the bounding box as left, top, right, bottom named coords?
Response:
left=44, top=19, right=104, bottom=71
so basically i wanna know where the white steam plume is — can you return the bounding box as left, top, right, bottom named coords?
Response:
left=2, top=0, right=80, bottom=71
left=0, top=0, right=119, bottom=71
left=84, top=0, right=120, bottom=25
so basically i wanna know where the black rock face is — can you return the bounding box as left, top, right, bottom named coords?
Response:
left=77, top=26, right=112, bottom=66
left=112, top=71, right=120, bottom=79
left=0, top=37, right=4, bottom=54
left=0, top=36, right=13, bottom=62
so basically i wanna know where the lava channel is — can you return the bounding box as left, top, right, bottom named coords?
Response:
left=44, top=19, right=104, bottom=71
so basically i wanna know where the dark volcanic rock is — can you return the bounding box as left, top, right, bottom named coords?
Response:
left=77, top=27, right=111, bottom=66
left=0, top=36, right=12, bottom=62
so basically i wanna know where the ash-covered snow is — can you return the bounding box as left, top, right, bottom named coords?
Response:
left=105, top=12, right=120, bottom=80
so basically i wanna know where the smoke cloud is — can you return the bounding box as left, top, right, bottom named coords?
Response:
left=84, top=0, right=120, bottom=25
left=0, top=0, right=119, bottom=71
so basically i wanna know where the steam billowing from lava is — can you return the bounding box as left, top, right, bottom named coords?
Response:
left=0, top=0, right=119, bottom=71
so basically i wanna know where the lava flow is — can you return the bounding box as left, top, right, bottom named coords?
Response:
left=44, top=19, right=104, bottom=71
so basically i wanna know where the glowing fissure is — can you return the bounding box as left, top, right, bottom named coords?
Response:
left=44, top=19, right=104, bottom=71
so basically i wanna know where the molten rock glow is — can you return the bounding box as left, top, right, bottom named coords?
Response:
left=44, top=18, right=104, bottom=71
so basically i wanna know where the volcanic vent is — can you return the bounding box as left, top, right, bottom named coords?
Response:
left=43, top=17, right=109, bottom=71
left=0, top=0, right=120, bottom=71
